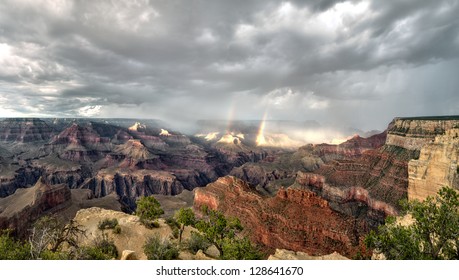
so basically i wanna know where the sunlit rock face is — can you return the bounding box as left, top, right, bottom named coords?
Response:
left=408, top=128, right=459, bottom=201
left=194, top=176, right=371, bottom=258
left=159, top=128, right=171, bottom=136
left=386, top=117, right=459, bottom=150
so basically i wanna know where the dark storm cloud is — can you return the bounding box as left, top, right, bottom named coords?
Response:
left=0, top=0, right=458, bottom=131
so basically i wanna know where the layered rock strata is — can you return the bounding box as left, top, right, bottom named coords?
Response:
left=0, top=118, right=54, bottom=143
left=386, top=117, right=459, bottom=150
left=194, top=176, right=370, bottom=258
left=0, top=178, right=71, bottom=234
left=408, top=128, right=459, bottom=201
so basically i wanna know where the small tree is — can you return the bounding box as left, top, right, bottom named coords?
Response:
left=195, top=207, right=243, bottom=257
left=29, top=216, right=85, bottom=259
left=136, top=196, right=164, bottom=228
left=174, top=208, right=196, bottom=244
left=365, top=186, right=459, bottom=260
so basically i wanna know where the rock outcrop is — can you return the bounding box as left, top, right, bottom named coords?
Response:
left=194, top=176, right=370, bottom=258
left=73, top=207, right=198, bottom=260
left=0, top=178, right=71, bottom=235
left=408, top=128, right=459, bottom=201
left=386, top=116, right=459, bottom=150
left=268, top=249, right=348, bottom=260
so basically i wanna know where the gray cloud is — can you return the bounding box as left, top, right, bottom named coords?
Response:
left=0, top=0, right=458, bottom=132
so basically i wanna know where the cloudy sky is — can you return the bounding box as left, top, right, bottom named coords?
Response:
left=0, top=0, right=458, bottom=131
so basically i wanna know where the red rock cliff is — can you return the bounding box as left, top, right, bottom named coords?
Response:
left=194, top=176, right=369, bottom=258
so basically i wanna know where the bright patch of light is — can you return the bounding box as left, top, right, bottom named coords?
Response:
left=159, top=129, right=171, bottom=136
left=195, top=132, right=220, bottom=141
left=128, top=122, right=146, bottom=131
left=78, top=105, right=101, bottom=117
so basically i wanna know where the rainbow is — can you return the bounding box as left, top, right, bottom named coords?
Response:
left=256, top=111, right=268, bottom=146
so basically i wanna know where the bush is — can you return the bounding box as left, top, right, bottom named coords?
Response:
left=136, top=196, right=164, bottom=228
left=165, top=217, right=179, bottom=229
left=187, top=231, right=211, bottom=254
left=112, top=225, right=122, bottom=234
left=221, top=237, right=263, bottom=260
left=172, top=228, right=179, bottom=239
left=98, top=218, right=119, bottom=230
left=76, top=234, right=118, bottom=260
left=0, top=231, right=31, bottom=260
left=39, top=250, right=70, bottom=260
left=143, top=234, right=179, bottom=260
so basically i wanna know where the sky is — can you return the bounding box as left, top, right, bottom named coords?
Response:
left=0, top=0, right=458, bottom=132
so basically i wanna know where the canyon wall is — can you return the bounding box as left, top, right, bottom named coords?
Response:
left=0, top=178, right=71, bottom=235
left=386, top=117, right=459, bottom=150
left=408, top=128, right=459, bottom=201
left=194, top=176, right=369, bottom=258
left=387, top=117, right=459, bottom=201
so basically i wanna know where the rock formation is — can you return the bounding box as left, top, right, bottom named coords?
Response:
left=408, top=128, right=459, bottom=201
left=0, top=178, right=71, bottom=235
left=268, top=249, right=348, bottom=260
left=386, top=116, right=459, bottom=150
left=194, top=176, right=370, bottom=258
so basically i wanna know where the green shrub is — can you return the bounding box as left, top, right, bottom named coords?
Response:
left=172, top=228, right=179, bottom=239
left=143, top=234, right=179, bottom=260
left=39, top=250, right=70, bottom=260
left=98, top=218, right=119, bottom=230
left=112, top=225, right=122, bottom=234
left=221, top=237, right=263, bottom=260
left=165, top=217, right=179, bottom=229
left=0, top=231, right=31, bottom=260
left=136, top=196, right=164, bottom=228
left=76, top=234, right=118, bottom=260
left=187, top=231, right=211, bottom=254
left=365, top=186, right=459, bottom=260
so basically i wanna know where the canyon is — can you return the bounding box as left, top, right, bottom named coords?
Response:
left=0, top=118, right=268, bottom=211
left=1, top=116, right=458, bottom=258
left=194, top=116, right=459, bottom=257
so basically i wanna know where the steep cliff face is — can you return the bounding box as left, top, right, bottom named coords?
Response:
left=80, top=170, right=184, bottom=209
left=315, top=145, right=419, bottom=210
left=194, top=176, right=370, bottom=258
left=408, top=128, right=459, bottom=201
left=386, top=117, right=459, bottom=150
left=0, top=178, right=71, bottom=235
